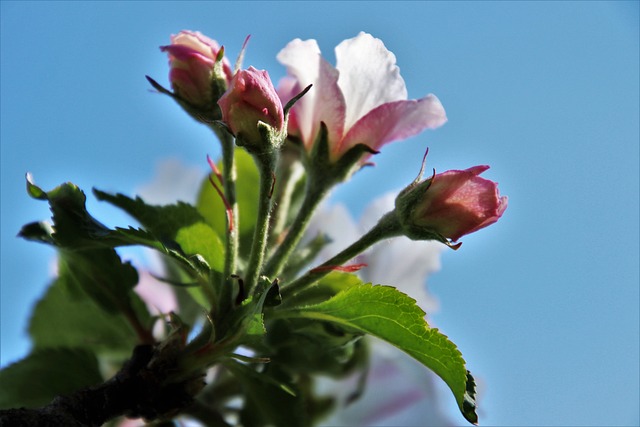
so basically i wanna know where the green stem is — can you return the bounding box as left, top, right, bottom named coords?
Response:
left=263, top=179, right=329, bottom=279
left=244, top=151, right=278, bottom=294
left=210, top=126, right=239, bottom=312
left=281, top=210, right=403, bottom=297
left=269, top=157, right=304, bottom=241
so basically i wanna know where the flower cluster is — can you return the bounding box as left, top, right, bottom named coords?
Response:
left=2, top=28, right=509, bottom=427
left=149, top=29, right=509, bottom=425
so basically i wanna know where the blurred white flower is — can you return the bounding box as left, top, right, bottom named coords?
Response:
left=134, top=269, right=178, bottom=316
left=307, top=191, right=453, bottom=426
left=308, top=191, right=444, bottom=315
left=135, top=158, right=204, bottom=205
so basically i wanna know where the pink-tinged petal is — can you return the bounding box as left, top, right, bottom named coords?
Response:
left=339, top=94, right=447, bottom=157
left=171, top=30, right=220, bottom=59
left=426, top=165, right=491, bottom=206
left=277, top=39, right=345, bottom=149
left=160, top=44, right=211, bottom=64
left=335, top=32, right=408, bottom=130
left=396, top=165, right=507, bottom=242
left=277, top=76, right=301, bottom=136
left=167, top=31, right=233, bottom=81
left=277, top=39, right=322, bottom=144
left=218, top=66, right=284, bottom=147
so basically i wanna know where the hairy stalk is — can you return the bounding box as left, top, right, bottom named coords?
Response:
left=263, top=178, right=329, bottom=279
left=244, top=151, right=278, bottom=294
left=269, top=151, right=305, bottom=241
left=211, top=126, right=239, bottom=311
left=281, top=211, right=403, bottom=297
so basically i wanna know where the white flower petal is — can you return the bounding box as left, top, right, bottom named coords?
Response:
left=303, top=202, right=360, bottom=265
left=335, top=32, right=408, bottom=131
left=277, top=38, right=345, bottom=148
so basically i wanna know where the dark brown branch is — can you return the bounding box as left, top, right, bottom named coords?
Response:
left=0, top=344, right=207, bottom=427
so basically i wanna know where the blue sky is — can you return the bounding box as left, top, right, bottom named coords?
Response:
left=1, top=1, right=638, bottom=426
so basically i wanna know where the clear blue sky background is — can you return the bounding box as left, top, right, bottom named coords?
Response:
left=1, top=2, right=638, bottom=426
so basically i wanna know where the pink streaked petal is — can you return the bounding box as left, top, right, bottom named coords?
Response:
left=309, top=263, right=368, bottom=273
left=161, top=44, right=215, bottom=66
left=427, top=167, right=491, bottom=208
left=171, top=30, right=220, bottom=59
left=277, top=39, right=345, bottom=149
left=335, top=32, right=408, bottom=130
left=339, top=95, right=447, bottom=156
left=466, top=195, right=508, bottom=234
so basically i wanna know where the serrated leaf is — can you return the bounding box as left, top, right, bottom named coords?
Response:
left=93, top=189, right=203, bottom=242
left=20, top=177, right=167, bottom=254
left=24, top=180, right=113, bottom=248
left=0, top=348, right=103, bottom=409
left=17, top=221, right=55, bottom=245
left=20, top=178, right=153, bottom=333
left=94, top=189, right=223, bottom=274
left=29, top=277, right=140, bottom=354
left=196, top=149, right=259, bottom=261
left=281, top=271, right=363, bottom=308
left=281, top=283, right=478, bottom=424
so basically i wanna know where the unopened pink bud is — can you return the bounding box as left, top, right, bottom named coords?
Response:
left=218, top=67, right=285, bottom=149
left=160, top=30, right=231, bottom=108
left=396, top=166, right=507, bottom=243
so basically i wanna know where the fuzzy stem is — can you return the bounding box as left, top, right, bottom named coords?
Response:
left=281, top=211, right=403, bottom=297
left=211, top=126, right=239, bottom=311
left=263, top=178, right=329, bottom=279
left=244, top=151, right=278, bottom=294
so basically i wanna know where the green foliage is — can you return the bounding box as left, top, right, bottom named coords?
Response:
left=224, top=360, right=306, bottom=427
left=279, top=283, right=479, bottom=424
left=29, top=277, right=140, bottom=354
left=0, top=348, right=103, bottom=409
left=19, top=178, right=151, bottom=324
left=196, top=148, right=259, bottom=261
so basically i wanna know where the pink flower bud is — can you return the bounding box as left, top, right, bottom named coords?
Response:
left=218, top=66, right=285, bottom=149
left=160, top=30, right=232, bottom=108
left=396, top=166, right=508, bottom=243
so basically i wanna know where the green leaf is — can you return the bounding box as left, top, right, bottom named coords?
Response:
left=0, top=348, right=103, bottom=409
left=94, top=189, right=203, bottom=241
left=94, top=189, right=224, bottom=274
left=280, top=283, right=478, bottom=424
left=175, top=223, right=224, bottom=273
left=19, top=177, right=169, bottom=254
left=196, top=149, right=259, bottom=261
left=29, top=277, right=140, bottom=354
left=20, top=177, right=152, bottom=333
left=25, top=172, right=47, bottom=200
left=23, top=179, right=113, bottom=248
left=281, top=271, right=363, bottom=308
left=219, top=277, right=276, bottom=344
left=58, top=248, right=141, bottom=315
left=224, top=360, right=305, bottom=427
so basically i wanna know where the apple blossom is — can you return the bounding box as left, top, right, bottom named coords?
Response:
left=277, top=32, right=447, bottom=161
left=396, top=165, right=508, bottom=243
left=218, top=66, right=285, bottom=150
left=160, top=30, right=232, bottom=109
